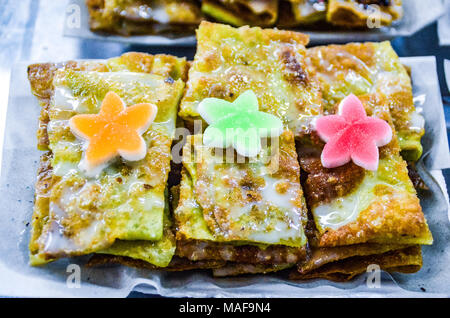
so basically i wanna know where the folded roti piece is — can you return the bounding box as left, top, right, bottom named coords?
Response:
left=326, top=0, right=403, bottom=28
left=87, top=254, right=225, bottom=271
left=278, top=0, right=327, bottom=27
left=173, top=132, right=308, bottom=269
left=27, top=53, right=187, bottom=266
left=179, top=21, right=322, bottom=138
left=86, top=0, right=202, bottom=36
left=201, top=0, right=279, bottom=27
left=306, top=41, right=424, bottom=161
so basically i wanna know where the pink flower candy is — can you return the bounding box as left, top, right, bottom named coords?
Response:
left=315, top=94, right=392, bottom=171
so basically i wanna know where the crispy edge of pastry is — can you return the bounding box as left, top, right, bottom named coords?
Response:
left=29, top=152, right=55, bottom=265
left=290, top=245, right=422, bottom=282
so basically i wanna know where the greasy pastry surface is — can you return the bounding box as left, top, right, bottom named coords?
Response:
left=201, top=0, right=279, bottom=27
left=327, top=0, right=403, bottom=28
left=306, top=41, right=424, bottom=161
left=297, top=103, right=432, bottom=247
left=86, top=0, right=203, bottom=36
left=179, top=21, right=322, bottom=137
left=27, top=56, right=186, bottom=266
left=175, top=132, right=308, bottom=247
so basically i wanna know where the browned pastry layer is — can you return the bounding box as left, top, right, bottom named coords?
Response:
left=86, top=0, right=203, bottom=36
left=175, top=239, right=307, bottom=265
left=87, top=254, right=225, bottom=271
left=290, top=245, right=422, bottom=281
left=298, top=149, right=366, bottom=208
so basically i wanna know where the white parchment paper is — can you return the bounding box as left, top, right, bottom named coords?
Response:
left=63, top=0, right=445, bottom=46
left=0, top=57, right=449, bottom=298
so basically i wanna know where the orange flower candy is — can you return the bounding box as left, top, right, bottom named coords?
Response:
left=69, top=91, right=157, bottom=176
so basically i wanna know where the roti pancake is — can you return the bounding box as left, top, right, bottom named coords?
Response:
left=28, top=52, right=189, bottom=150
left=290, top=245, right=422, bottom=281
left=178, top=21, right=322, bottom=138
left=86, top=0, right=202, bottom=36
left=306, top=41, right=423, bottom=161
left=27, top=54, right=187, bottom=266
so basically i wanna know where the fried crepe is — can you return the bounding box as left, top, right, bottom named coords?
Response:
left=27, top=53, right=187, bottom=266
left=172, top=132, right=308, bottom=271
left=278, top=0, right=327, bottom=27
left=86, top=0, right=203, bottom=36
left=179, top=21, right=322, bottom=138
left=201, top=0, right=279, bottom=27
left=306, top=41, right=424, bottom=161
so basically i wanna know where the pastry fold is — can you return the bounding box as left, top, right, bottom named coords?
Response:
left=179, top=21, right=321, bottom=138
left=201, top=0, right=279, bottom=27
left=27, top=53, right=188, bottom=266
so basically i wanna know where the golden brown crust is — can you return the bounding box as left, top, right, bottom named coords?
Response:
left=290, top=245, right=422, bottom=282
left=29, top=152, right=54, bottom=259
left=299, top=155, right=366, bottom=208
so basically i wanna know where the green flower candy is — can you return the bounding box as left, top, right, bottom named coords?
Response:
left=197, top=90, right=283, bottom=157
